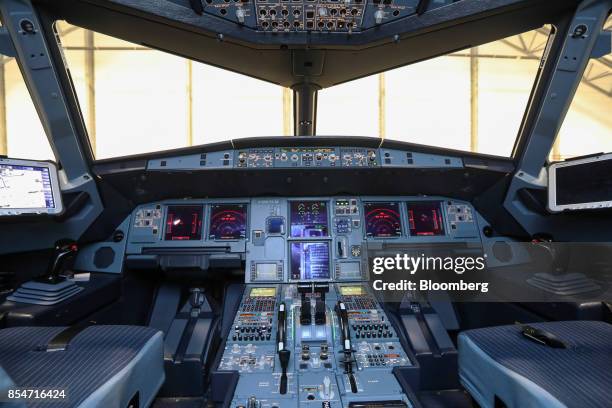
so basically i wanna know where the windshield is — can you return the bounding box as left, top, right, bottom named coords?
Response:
left=54, top=23, right=570, bottom=159
left=56, top=22, right=292, bottom=159
left=318, top=27, right=552, bottom=157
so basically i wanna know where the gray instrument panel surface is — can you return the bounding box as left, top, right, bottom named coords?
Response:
left=146, top=147, right=463, bottom=171
left=221, top=283, right=414, bottom=408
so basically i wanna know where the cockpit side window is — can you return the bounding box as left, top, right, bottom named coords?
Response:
left=550, top=14, right=612, bottom=162
left=0, top=21, right=54, bottom=161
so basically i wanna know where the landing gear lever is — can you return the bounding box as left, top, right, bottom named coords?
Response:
left=277, top=302, right=290, bottom=394
left=336, top=301, right=358, bottom=393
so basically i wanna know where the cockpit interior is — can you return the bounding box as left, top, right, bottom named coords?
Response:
left=0, top=0, right=611, bottom=407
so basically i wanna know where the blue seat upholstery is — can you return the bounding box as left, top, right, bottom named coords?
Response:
left=458, top=321, right=612, bottom=408
left=0, top=325, right=164, bottom=407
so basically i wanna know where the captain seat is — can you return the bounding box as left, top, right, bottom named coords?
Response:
left=0, top=325, right=164, bottom=407
left=458, top=321, right=612, bottom=408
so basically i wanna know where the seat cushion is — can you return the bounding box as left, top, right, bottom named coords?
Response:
left=458, top=321, right=612, bottom=408
left=0, top=325, right=164, bottom=408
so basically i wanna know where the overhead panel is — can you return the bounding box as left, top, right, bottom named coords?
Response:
left=189, top=0, right=424, bottom=32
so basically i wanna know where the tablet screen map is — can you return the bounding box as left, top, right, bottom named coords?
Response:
left=0, top=164, right=55, bottom=210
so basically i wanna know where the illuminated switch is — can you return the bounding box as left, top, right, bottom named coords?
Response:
left=374, top=9, right=384, bottom=24
left=236, top=8, right=246, bottom=23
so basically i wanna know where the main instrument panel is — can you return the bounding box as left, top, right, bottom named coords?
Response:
left=126, top=196, right=481, bottom=281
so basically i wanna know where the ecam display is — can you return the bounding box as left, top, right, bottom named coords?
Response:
left=164, top=205, right=203, bottom=240
left=290, top=201, right=329, bottom=237
left=364, top=202, right=402, bottom=237
left=407, top=201, right=445, bottom=236
left=290, top=241, right=330, bottom=280
left=209, top=204, right=248, bottom=240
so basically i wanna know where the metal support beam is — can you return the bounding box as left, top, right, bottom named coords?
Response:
left=293, top=83, right=320, bottom=136
left=0, top=1, right=91, bottom=178
left=517, top=3, right=611, bottom=178
left=186, top=59, right=193, bottom=146
left=0, top=0, right=104, bottom=253
left=0, top=58, right=6, bottom=155
left=283, top=87, right=292, bottom=136
left=378, top=73, right=386, bottom=139
left=470, top=47, right=479, bottom=152
left=503, top=0, right=612, bottom=236
left=84, top=29, right=96, bottom=155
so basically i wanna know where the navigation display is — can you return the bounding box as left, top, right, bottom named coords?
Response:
left=290, top=201, right=329, bottom=238
left=164, top=205, right=203, bottom=240
left=364, top=202, right=402, bottom=237
left=250, top=287, right=276, bottom=297
left=290, top=241, right=331, bottom=280
left=209, top=204, right=247, bottom=240
left=407, top=201, right=445, bottom=236
left=0, top=163, right=56, bottom=212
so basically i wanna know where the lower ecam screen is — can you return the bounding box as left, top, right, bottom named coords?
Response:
left=290, top=241, right=330, bottom=280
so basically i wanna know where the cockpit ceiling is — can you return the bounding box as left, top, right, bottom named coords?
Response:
left=47, top=0, right=579, bottom=87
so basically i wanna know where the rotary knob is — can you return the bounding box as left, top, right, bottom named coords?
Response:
left=374, top=9, right=384, bottom=24
left=236, top=8, right=246, bottom=24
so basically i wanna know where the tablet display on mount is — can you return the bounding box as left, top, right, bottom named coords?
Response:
left=0, top=157, right=63, bottom=217
left=548, top=153, right=612, bottom=212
